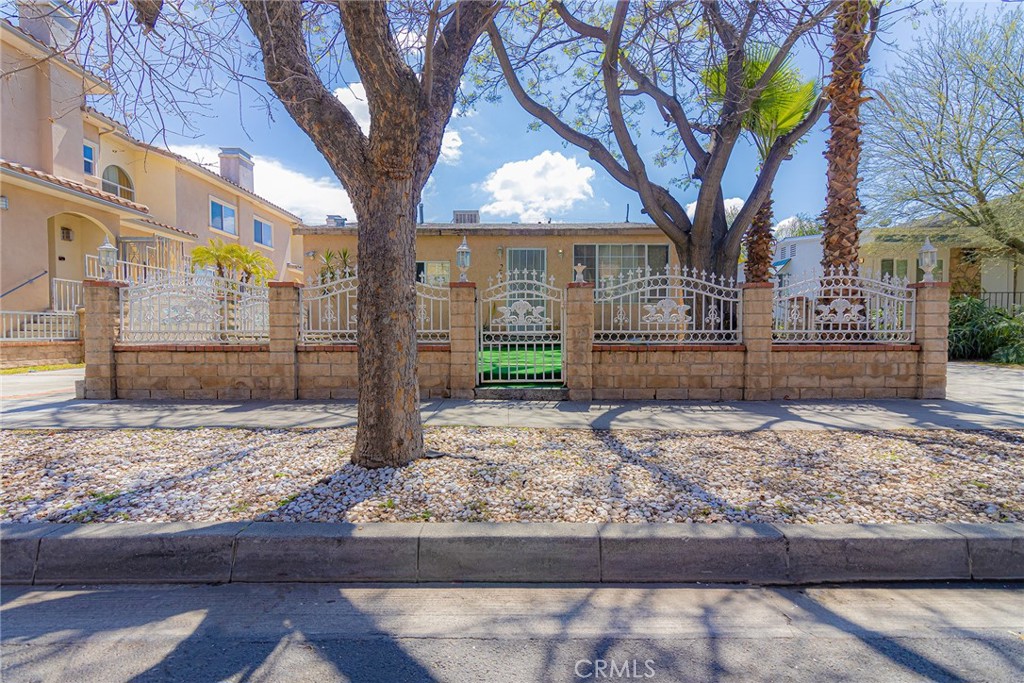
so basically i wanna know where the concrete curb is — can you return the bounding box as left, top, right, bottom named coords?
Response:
left=2, top=522, right=1021, bottom=585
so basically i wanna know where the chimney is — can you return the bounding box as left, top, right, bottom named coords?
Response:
left=218, top=147, right=254, bottom=191
left=453, top=210, right=480, bottom=224
left=18, top=1, right=78, bottom=52
left=325, top=215, right=348, bottom=227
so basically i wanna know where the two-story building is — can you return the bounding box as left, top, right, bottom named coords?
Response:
left=0, top=4, right=303, bottom=319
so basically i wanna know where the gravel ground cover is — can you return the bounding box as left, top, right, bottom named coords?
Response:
left=1, top=427, right=1021, bottom=524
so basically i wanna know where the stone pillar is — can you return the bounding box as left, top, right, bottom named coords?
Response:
left=911, top=281, right=951, bottom=399
left=268, top=282, right=301, bottom=400
left=82, top=279, right=124, bottom=399
left=741, top=282, right=774, bottom=401
left=449, top=282, right=477, bottom=399
left=565, top=282, right=595, bottom=400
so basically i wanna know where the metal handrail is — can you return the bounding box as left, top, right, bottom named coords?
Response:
left=1, top=270, right=47, bottom=300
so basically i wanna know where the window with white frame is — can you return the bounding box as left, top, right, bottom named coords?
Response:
left=415, top=260, right=450, bottom=284
left=101, top=165, right=134, bottom=200
left=506, top=248, right=547, bottom=280
left=881, top=258, right=909, bottom=280
left=210, top=198, right=237, bottom=235
left=253, top=217, right=273, bottom=247
left=83, top=143, right=96, bottom=175
left=572, top=244, right=670, bottom=285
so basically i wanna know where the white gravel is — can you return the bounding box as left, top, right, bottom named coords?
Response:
left=1, top=427, right=1021, bottom=524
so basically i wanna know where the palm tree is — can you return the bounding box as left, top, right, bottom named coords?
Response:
left=319, top=248, right=356, bottom=283
left=705, top=48, right=818, bottom=282
left=228, top=245, right=276, bottom=285
left=191, top=239, right=276, bottom=284
left=821, top=0, right=875, bottom=272
left=191, top=238, right=236, bottom=278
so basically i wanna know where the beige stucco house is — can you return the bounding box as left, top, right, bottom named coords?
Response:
left=0, top=7, right=303, bottom=316
left=298, top=213, right=681, bottom=288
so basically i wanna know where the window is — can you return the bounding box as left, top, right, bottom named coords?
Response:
left=83, top=144, right=96, bottom=175
left=101, top=165, right=134, bottom=201
left=254, top=217, right=273, bottom=247
left=880, top=258, right=909, bottom=280
left=210, top=198, right=237, bottom=235
left=416, top=260, right=450, bottom=284
left=507, top=248, right=547, bottom=280
left=572, top=244, right=670, bottom=284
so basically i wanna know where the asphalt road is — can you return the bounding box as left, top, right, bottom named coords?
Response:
left=2, top=582, right=1022, bottom=682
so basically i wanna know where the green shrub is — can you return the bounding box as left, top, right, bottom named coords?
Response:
left=948, top=296, right=1024, bottom=362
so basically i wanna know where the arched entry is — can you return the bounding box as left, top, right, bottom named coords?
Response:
left=47, top=212, right=113, bottom=309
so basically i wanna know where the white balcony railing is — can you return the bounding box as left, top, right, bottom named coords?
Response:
left=51, top=278, right=84, bottom=312
left=0, top=310, right=80, bottom=340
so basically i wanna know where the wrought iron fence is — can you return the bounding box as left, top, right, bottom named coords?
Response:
left=120, top=272, right=269, bottom=344
left=478, top=269, right=564, bottom=384
left=593, top=266, right=741, bottom=344
left=300, top=269, right=450, bottom=343
left=85, top=254, right=190, bottom=284
left=51, top=278, right=83, bottom=312
left=0, top=311, right=80, bottom=340
left=772, top=268, right=915, bottom=344
left=979, top=291, right=1024, bottom=312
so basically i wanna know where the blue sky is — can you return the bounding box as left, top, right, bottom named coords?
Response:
left=150, top=2, right=991, bottom=228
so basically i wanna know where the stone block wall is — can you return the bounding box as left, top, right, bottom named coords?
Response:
left=592, top=346, right=747, bottom=400
left=86, top=278, right=949, bottom=402
left=296, top=345, right=451, bottom=400
left=115, top=345, right=272, bottom=400
left=770, top=346, right=921, bottom=400
left=0, top=341, right=83, bottom=369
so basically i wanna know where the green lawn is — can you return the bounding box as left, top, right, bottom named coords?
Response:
left=478, top=345, right=562, bottom=383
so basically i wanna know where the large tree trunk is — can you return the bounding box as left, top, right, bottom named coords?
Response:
left=745, top=193, right=775, bottom=284
left=821, top=0, right=871, bottom=272
left=352, top=178, right=423, bottom=468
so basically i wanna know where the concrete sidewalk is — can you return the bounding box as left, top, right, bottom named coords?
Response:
left=1, top=363, right=1021, bottom=431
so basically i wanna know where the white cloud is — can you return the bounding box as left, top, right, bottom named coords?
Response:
left=686, top=196, right=745, bottom=222
left=481, top=151, right=595, bottom=223
left=333, top=83, right=370, bottom=134
left=170, top=144, right=354, bottom=225
left=332, top=83, right=462, bottom=166
left=439, top=130, right=462, bottom=165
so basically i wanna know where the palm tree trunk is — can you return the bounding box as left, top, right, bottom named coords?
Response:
left=821, top=0, right=871, bottom=272
left=744, top=192, right=775, bottom=283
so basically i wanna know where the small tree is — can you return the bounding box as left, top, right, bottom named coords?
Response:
left=37, top=0, right=499, bottom=467
left=191, top=239, right=276, bottom=284
left=482, top=1, right=841, bottom=279
left=862, top=5, right=1024, bottom=258
left=191, top=239, right=236, bottom=279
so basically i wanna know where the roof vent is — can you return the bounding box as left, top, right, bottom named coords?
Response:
left=453, top=210, right=479, bottom=224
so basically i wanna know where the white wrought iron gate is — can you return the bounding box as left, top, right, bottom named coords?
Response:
left=478, top=270, right=564, bottom=385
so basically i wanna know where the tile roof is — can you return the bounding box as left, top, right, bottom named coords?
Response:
left=81, top=107, right=301, bottom=223
left=0, top=158, right=150, bottom=213
left=136, top=217, right=199, bottom=240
